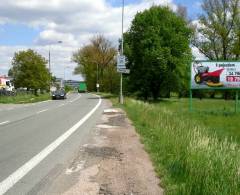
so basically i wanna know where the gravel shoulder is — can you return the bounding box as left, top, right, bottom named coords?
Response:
left=35, top=100, right=163, bottom=195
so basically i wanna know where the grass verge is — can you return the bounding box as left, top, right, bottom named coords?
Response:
left=0, top=93, right=50, bottom=104
left=104, top=95, right=240, bottom=195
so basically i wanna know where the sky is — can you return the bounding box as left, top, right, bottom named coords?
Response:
left=0, top=0, right=204, bottom=81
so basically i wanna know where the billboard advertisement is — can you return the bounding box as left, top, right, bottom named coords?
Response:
left=191, top=61, right=240, bottom=89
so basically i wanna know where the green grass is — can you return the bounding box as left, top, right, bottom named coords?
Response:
left=105, top=95, right=240, bottom=195
left=0, top=93, right=50, bottom=104
left=159, top=98, right=240, bottom=143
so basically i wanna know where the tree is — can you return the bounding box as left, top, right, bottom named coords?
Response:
left=73, top=35, right=120, bottom=93
left=124, top=6, right=192, bottom=100
left=192, top=0, right=240, bottom=60
left=9, top=49, right=50, bottom=94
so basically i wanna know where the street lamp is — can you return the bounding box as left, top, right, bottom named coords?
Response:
left=64, top=65, right=71, bottom=87
left=49, top=40, right=63, bottom=93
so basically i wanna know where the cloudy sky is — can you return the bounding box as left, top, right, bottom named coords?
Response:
left=0, top=0, right=203, bottom=81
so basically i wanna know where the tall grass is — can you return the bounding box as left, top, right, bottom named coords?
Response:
left=123, top=99, right=240, bottom=195
left=0, top=93, right=50, bottom=104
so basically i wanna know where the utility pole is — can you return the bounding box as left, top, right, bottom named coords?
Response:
left=48, top=41, right=62, bottom=94
left=97, top=63, right=99, bottom=92
left=64, top=65, right=71, bottom=88
left=120, top=0, right=124, bottom=104
left=49, top=48, right=51, bottom=95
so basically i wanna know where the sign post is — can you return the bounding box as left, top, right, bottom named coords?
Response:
left=190, top=61, right=240, bottom=113
left=119, top=0, right=125, bottom=104
left=189, top=90, right=193, bottom=112
left=235, top=91, right=239, bottom=113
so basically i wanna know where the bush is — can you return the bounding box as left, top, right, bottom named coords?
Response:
left=64, top=85, right=73, bottom=93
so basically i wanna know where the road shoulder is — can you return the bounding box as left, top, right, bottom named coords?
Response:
left=38, top=100, right=163, bottom=195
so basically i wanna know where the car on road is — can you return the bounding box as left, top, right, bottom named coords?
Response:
left=52, top=90, right=67, bottom=100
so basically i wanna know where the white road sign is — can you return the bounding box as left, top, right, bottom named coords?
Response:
left=117, top=68, right=130, bottom=74
left=117, top=55, right=126, bottom=69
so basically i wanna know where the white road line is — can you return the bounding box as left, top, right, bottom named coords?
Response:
left=36, top=109, right=48, bottom=114
left=34, top=100, right=51, bottom=105
left=0, top=121, right=10, bottom=126
left=69, top=95, right=81, bottom=103
left=0, top=95, right=101, bottom=195
left=58, top=103, right=65, bottom=108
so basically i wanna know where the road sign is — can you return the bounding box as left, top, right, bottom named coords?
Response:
left=117, top=68, right=130, bottom=74
left=117, top=55, right=126, bottom=69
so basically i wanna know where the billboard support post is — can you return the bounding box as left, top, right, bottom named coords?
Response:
left=189, top=90, right=193, bottom=112
left=235, top=91, right=239, bottom=113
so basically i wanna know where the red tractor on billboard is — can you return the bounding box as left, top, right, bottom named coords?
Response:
left=193, top=63, right=224, bottom=87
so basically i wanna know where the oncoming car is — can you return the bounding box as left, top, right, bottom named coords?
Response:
left=52, top=90, right=67, bottom=100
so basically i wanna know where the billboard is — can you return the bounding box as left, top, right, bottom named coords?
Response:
left=191, top=61, right=240, bottom=89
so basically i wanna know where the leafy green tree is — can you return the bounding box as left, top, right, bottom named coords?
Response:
left=192, top=0, right=240, bottom=60
left=9, top=49, right=50, bottom=94
left=124, top=6, right=192, bottom=100
left=232, top=1, right=240, bottom=59
left=73, top=35, right=120, bottom=93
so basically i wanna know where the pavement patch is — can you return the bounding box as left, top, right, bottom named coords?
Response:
left=97, top=124, right=119, bottom=129
left=103, top=108, right=120, bottom=114
left=65, top=160, right=85, bottom=175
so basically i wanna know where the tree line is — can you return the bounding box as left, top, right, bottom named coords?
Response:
left=8, top=0, right=240, bottom=99
left=72, top=36, right=120, bottom=93
left=73, top=0, right=240, bottom=100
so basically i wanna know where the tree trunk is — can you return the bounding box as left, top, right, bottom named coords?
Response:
left=34, top=89, right=38, bottom=96
left=210, top=92, right=215, bottom=99
left=166, top=90, right=170, bottom=98
left=144, top=93, right=148, bottom=101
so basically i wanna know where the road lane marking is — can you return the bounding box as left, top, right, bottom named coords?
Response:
left=36, top=100, right=51, bottom=104
left=27, top=100, right=52, bottom=106
left=58, top=103, right=65, bottom=108
left=36, top=109, right=48, bottom=114
left=0, top=95, right=101, bottom=195
left=0, top=121, right=9, bottom=126
left=69, top=95, right=81, bottom=103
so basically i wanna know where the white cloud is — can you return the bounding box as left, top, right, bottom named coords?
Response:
left=35, top=30, right=77, bottom=46
left=0, top=0, right=176, bottom=44
left=0, top=0, right=203, bottom=80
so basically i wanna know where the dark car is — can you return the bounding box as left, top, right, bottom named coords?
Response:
left=52, top=90, right=67, bottom=100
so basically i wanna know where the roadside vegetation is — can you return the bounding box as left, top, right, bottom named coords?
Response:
left=95, top=2, right=240, bottom=193
left=9, top=49, right=51, bottom=94
left=106, top=95, right=240, bottom=194
left=0, top=93, right=50, bottom=104
left=73, top=35, right=120, bottom=93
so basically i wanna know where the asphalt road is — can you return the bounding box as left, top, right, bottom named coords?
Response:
left=0, top=93, right=105, bottom=195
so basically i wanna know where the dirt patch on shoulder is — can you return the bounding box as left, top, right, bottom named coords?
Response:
left=94, top=107, right=163, bottom=195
